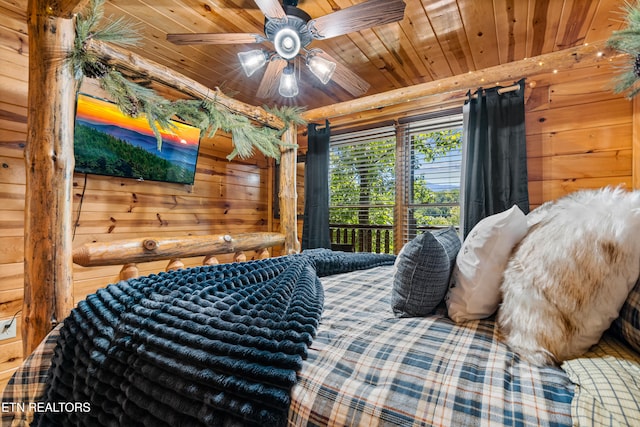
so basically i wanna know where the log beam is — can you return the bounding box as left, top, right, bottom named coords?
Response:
left=23, top=1, right=77, bottom=354
left=73, top=232, right=285, bottom=267
left=303, top=41, right=615, bottom=122
left=85, top=39, right=285, bottom=130
left=57, top=0, right=91, bottom=18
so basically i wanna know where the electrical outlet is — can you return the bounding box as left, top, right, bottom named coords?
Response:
left=0, top=319, right=17, bottom=340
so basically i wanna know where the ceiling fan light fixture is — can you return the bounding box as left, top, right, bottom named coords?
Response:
left=168, top=0, right=405, bottom=100
left=237, top=49, right=268, bottom=77
left=307, top=54, right=336, bottom=84
left=279, top=64, right=299, bottom=97
left=274, top=27, right=301, bottom=59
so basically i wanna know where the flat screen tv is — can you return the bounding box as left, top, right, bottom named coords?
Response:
left=73, top=92, right=201, bottom=185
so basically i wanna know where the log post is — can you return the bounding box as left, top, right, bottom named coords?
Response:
left=166, top=258, right=184, bottom=271
left=203, top=255, right=219, bottom=266
left=634, top=95, right=640, bottom=190
left=120, top=263, right=139, bottom=280
left=279, top=124, right=300, bottom=254
left=23, top=1, right=77, bottom=354
left=394, top=123, right=408, bottom=253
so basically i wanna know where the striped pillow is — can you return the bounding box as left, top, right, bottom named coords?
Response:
left=561, top=334, right=640, bottom=427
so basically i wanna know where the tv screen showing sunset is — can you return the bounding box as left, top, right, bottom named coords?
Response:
left=73, top=93, right=201, bottom=185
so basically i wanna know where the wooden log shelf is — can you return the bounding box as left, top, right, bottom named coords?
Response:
left=72, top=232, right=286, bottom=267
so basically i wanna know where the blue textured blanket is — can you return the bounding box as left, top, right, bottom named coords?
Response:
left=34, top=250, right=395, bottom=427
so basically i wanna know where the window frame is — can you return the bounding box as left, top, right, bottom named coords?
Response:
left=328, top=109, right=463, bottom=253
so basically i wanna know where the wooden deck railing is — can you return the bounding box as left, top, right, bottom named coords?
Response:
left=330, top=224, right=455, bottom=254
left=72, top=232, right=286, bottom=280
left=330, top=224, right=394, bottom=254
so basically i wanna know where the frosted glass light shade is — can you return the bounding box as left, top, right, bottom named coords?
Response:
left=307, top=55, right=336, bottom=84
left=238, top=50, right=267, bottom=77
left=279, top=65, right=299, bottom=97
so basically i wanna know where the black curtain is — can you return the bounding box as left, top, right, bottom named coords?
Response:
left=461, top=78, right=529, bottom=238
left=301, top=121, right=331, bottom=250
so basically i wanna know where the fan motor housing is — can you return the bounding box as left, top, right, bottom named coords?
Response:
left=264, top=5, right=313, bottom=50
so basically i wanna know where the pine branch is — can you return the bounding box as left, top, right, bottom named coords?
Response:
left=264, top=105, right=307, bottom=136
left=607, top=1, right=640, bottom=98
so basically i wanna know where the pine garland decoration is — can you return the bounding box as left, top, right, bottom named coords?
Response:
left=607, top=1, right=640, bottom=98
left=71, top=0, right=301, bottom=160
left=264, top=105, right=308, bottom=130
left=71, top=0, right=140, bottom=81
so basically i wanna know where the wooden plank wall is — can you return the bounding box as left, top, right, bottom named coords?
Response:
left=0, top=2, right=29, bottom=390
left=525, top=63, right=633, bottom=206
left=0, top=3, right=635, bottom=390
left=0, top=2, right=273, bottom=388
left=69, top=130, right=272, bottom=301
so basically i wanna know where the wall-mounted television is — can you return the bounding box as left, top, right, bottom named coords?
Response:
left=73, top=92, right=201, bottom=185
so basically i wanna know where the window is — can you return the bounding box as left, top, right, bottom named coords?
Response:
left=397, top=112, right=463, bottom=243
left=329, top=124, right=396, bottom=252
left=328, top=110, right=462, bottom=253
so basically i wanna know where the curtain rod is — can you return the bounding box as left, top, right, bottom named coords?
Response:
left=469, top=82, right=521, bottom=99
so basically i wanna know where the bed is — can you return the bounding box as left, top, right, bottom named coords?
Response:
left=4, top=243, right=640, bottom=427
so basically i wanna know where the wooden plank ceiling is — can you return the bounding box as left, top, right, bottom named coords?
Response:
left=11, top=0, right=629, bottom=110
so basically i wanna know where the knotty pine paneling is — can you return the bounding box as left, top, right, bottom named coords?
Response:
left=0, top=237, right=22, bottom=265
left=526, top=98, right=631, bottom=135
left=0, top=337, right=22, bottom=393
left=526, top=125, right=631, bottom=157
left=0, top=184, right=24, bottom=212
left=528, top=150, right=632, bottom=181
left=525, top=64, right=633, bottom=208
left=0, top=75, right=27, bottom=107
left=0, top=262, right=22, bottom=291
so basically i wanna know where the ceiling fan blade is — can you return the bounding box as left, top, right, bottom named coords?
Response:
left=316, top=51, right=370, bottom=97
left=167, top=33, right=263, bottom=45
left=256, top=58, right=287, bottom=99
left=310, top=0, right=406, bottom=40
left=254, top=0, right=287, bottom=20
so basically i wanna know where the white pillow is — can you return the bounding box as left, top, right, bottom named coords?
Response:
left=445, top=205, right=528, bottom=322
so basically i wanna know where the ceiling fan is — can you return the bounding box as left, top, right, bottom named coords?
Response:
left=167, top=0, right=406, bottom=98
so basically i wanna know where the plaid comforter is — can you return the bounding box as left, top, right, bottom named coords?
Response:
left=3, top=265, right=575, bottom=426
left=288, top=266, right=574, bottom=426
